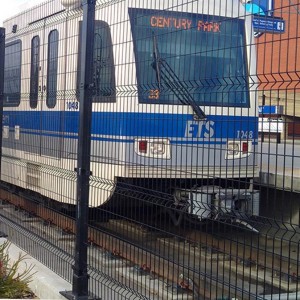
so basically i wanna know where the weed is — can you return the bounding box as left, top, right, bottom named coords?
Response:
left=0, top=241, right=36, bottom=299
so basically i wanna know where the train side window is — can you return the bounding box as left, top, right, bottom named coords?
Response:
left=46, top=29, right=59, bottom=108
left=3, top=40, right=22, bottom=107
left=77, top=20, right=116, bottom=102
left=30, top=36, right=40, bottom=109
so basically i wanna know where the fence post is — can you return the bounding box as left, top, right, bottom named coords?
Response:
left=0, top=28, right=5, bottom=178
left=60, top=0, right=95, bottom=299
left=261, top=93, right=266, bottom=143
left=0, top=28, right=6, bottom=238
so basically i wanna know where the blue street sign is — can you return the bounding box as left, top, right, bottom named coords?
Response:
left=259, top=105, right=284, bottom=115
left=253, top=16, right=285, bottom=33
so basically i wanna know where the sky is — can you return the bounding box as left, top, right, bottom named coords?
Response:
left=0, top=0, right=44, bottom=26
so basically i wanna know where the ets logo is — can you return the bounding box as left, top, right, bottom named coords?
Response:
left=185, top=121, right=215, bottom=138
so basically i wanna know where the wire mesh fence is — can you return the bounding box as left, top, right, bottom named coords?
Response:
left=0, top=0, right=299, bottom=299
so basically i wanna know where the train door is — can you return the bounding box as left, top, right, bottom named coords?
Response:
left=25, top=28, right=44, bottom=161
left=23, top=26, right=47, bottom=192
left=39, top=22, right=65, bottom=159
left=24, top=20, right=66, bottom=194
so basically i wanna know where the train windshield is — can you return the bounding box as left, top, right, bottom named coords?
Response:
left=129, top=8, right=250, bottom=107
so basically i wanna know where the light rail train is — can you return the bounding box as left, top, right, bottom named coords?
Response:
left=1, top=0, right=260, bottom=226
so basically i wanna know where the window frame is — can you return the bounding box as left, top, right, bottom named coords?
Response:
left=30, top=35, right=40, bottom=109
left=77, top=20, right=116, bottom=103
left=3, top=39, right=22, bottom=107
left=129, top=8, right=250, bottom=108
left=46, top=29, right=59, bottom=108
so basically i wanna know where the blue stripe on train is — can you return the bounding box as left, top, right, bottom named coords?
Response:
left=3, top=111, right=258, bottom=140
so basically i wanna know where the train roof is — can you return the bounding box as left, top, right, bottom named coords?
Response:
left=3, top=0, right=249, bottom=38
left=3, top=0, right=64, bottom=35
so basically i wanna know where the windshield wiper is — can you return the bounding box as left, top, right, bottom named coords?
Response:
left=151, top=32, right=206, bottom=121
left=152, top=33, right=161, bottom=90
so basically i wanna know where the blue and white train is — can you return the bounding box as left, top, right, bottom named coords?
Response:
left=1, top=0, right=260, bottom=225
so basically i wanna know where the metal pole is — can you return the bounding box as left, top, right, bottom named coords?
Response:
left=261, top=93, right=265, bottom=143
left=0, top=28, right=5, bottom=179
left=0, top=28, right=7, bottom=238
left=60, top=1, right=95, bottom=299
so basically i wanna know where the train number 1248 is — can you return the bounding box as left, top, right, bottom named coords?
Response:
left=237, top=130, right=253, bottom=139
left=66, top=101, right=79, bottom=110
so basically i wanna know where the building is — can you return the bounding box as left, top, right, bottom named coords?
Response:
left=254, top=0, right=300, bottom=141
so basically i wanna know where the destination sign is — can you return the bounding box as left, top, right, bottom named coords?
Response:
left=150, top=16, right=221, bottom=32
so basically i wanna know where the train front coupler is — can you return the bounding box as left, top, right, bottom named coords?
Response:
left=174, top=186, right=260, bottom=232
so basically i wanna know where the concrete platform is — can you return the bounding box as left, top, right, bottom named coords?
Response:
left=257, top=141, right=300, bottom=192
left=0, top=238, right=71, bottom=300
left=258, top=166, right=300, bottom=192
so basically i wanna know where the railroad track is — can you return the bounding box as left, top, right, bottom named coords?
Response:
left=0, top=187, right=299, bottom=299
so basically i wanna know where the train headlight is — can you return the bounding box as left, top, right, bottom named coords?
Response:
left=135, top=139, right=171, bottom=159
left=226, top=141, right=252, bottom=159
left=151, top=141, right=165, bottom=155
left=227, top=142, right=240, bottom=157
